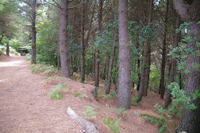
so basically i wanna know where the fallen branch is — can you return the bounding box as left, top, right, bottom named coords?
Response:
left=67, top=107, right=99, bottom=133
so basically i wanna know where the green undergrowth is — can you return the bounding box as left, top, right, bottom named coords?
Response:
left=103, top=117, right=121, bottom=133
left=105, top=91, right=117, bottom=99
left=73, top=92, right=85, bottom=99
left=83, top=106, right=97, bottom=119
left=49, top=83, right=66, bottom=100
left=0, top=45, right=20, bottom=56
left=116, top=108, right=126, bottom=118
left=31, top=63, right=58, bottom=76
left=132, top=94, right=143, bottom=106
left=140, top=113, right=166, bottom=133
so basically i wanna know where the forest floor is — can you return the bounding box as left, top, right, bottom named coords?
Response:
left=0, top=55, right=165, bottom=133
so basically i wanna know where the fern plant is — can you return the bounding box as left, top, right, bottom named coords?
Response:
left=140, top=113, right=166, bottom=133
left=49, top=83, right=66, bottom=100
left=103, top=117, right=120, bottom=133
left=83, top=106, right=97, bottom=119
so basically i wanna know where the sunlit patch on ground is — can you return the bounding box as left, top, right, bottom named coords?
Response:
left=0, top=57, right=24, bottom=67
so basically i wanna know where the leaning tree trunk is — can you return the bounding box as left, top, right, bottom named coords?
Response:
left=117, top=0, right=131, bottom=109
left=164, top=15, right=180, bottom=108
left=81, top=0, right=85, bottom=83
left=31, top=0, right=37, bottom=64
left=59, top=0, right=70, bottom=78
left=137, top=0, right=153, bottom=102
left=173, top=0, right=200, bottom=132
left=159, top=0, right=169, bottom=99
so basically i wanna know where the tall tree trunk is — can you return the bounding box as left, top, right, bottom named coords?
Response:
left=137, top=0, right=153, bottom=102
left=136, top=40, right=141, bottom=91
left=59, top=0, right=70, bottom=78
left=81, top=0, right=85, bottom=83
left=106, top=35, right=116, bottom=94
left=93, top=0, right=103, bottom=99
left=179, top=72, right=182, bottom=89
left=0, top=35, right=4, bottom=44
left=85, top=3, right=95, bottom=47
left=6, top=43, right=9, bottom=56
left=117, top=0, right=131, bottom=109
left=31, top=0, right=36, bottom=64
left=173, top=0, right=200, bottom=132
left=164, top=15, right=180, bottom=108
left=159, top=0, right=169, bottom=99
left=102, top=59, right=107, bottom=80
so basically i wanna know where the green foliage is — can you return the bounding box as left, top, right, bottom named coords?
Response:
left=149, top=65, right=161, bottom=91
left=140, top=113, right=166, bottom=133
left=0, top=45, right=19, bottom=56
left=0, top=45, right=6, bottom=55
left=154, top=82, right=198, bottom=121
left=9, top=47, right=20, bottom=55
left=132, top=95, right=143, bottom=106
left=82, top=106, right=97, bottom=119
left=0, top=0, right=17, bottom=37
left=26, top=54, right=31, bottom=60
left=153, top=82, right=200, bottom=133
left=73, top=92, right=85, bottom=99
left=116, top=108, right=126, bottom=118
left=36, top=20, right=59, bottom=66
left=169, top=82, right=197, bottom=113
left=31, top=63, right=58, bottom=76
left=103, top=117, right=120, bottom=133
left=169, top=21, right=200, bottom=75
left=105, top=91, right=117, bottom=99
left=9, top=39, right=21, bottom=50
left=49, top=83, right=66, bottom=100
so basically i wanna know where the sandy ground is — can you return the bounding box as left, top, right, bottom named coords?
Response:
left=0, top=55, right=159, bottom=133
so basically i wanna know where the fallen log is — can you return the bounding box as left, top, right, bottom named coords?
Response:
left=67, top=107, right=99, bottom=133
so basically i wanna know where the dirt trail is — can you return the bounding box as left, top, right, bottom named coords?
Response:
left=0, top=55, right=82, bottom=133
left=0, top=55, right=158, bottom=133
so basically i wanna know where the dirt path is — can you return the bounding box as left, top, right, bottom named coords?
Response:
left=0, top=55, right=159, bottom=133
left=0, top=55, right=82, bottom=133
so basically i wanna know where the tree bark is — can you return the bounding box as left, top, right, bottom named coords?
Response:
left=136, top=41, right=141, bottom=91
left=159, top=0, right=169, bottom=99
left=173, top=0, right=200, bottom=132
left=81, top=0, right=85, bottom=83
left=31, top=0, right=37, bottom=64
left=106, top=35, right=116, bottom=94
left=164, top=15, right=180, bottom=108
left=137, top=0, right=153, bottom=102
left=117, top=0, right=131, bottom=109
left=94, top=0, right=103, bottom=88
left=93, top=0, right=103, bottom=100
left=59, top=0, right=70, bottom=78
left=6, top=43, right=9, bottom=56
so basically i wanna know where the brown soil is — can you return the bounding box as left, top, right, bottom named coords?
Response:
left=0, top=55, right=161, bottom=133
